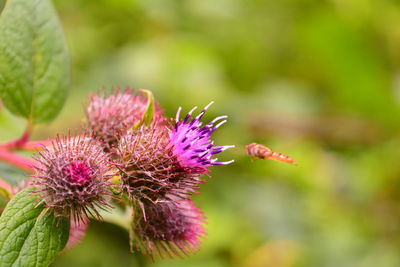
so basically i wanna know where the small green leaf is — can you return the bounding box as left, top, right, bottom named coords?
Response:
left=133, top=89, right=155, bottom=128
left=0, top=178, right=12, bottom=211
left=142, top=89, right=155, bottom=126
left=0, top=187, right=70, bottom=267
left=0, top=177, right=12, bottom=197
left=0, top=178, right=11, bottom=212
left=0, top=0, right=70, bottom=124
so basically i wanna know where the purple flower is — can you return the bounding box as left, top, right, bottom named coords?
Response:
left=31, top=135, right=112, bottom=223
left=131, top=199, right=205, bottom=259
left=170, top=101, right=234, bottom=169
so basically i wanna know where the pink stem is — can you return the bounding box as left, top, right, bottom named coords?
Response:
left=16, top=140, right=53, bottom=151
left=0, top=121, right=45, bottom=173
left=0, top=121, right=32, bottom=150
left=11, top=125, right=31, bottom=148
left=0, top=149, right=36, bottom=173
left=0, top=120, right=51, bottom=151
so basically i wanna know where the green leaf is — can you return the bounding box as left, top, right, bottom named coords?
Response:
left=0, top=0, right=70, bottom=124
left=0, top=178, right=12, bottom=212
left=0, top=177, right=12, bottom=197
left=0, top=187, right=70, bottom=267
left=141, top=89, right=155, bottom=127
left=133, top=89, right=155, bottom=129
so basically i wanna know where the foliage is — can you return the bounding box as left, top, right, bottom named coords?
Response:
left=0, top=188, right=69, bottom=266
left=0, top=0, right=69, bottom=124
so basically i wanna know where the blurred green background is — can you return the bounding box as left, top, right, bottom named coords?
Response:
left=2, top=0, right=400, bottom=266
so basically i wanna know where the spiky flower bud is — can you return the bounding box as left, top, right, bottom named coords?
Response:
left=85, top=89, right=163, bottom=150
left=116, top=125, right=203, bottom=203
left=131, top=199, right=205, bottom=259
left=170, top=101, right=234, bottom=169
left=31, top=135, right=112, bottom=223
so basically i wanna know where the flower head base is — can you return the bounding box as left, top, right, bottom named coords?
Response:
left=85, top=89, right=163, bottom=150
left=31, top=135, right=112, bottom=223
left=132, top=199, right=205, bottom=259
left=116, top=125, right=203, bottom=204
left=171, top=102, right=234, bottom=169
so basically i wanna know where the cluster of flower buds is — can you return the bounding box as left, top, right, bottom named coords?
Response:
left=30, top=89, right=234, bottom=258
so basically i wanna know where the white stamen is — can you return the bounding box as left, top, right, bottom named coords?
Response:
left=176, top=107, right=182, bottom=122
left=188, top=106, right=198, bottom=116
left=211, top=115, right=228, bottom=124
left=195, top=101, right=215, bottom=120
left=214, top=120, right=227, bottom=129
left=220, top=145, right=235, bottom=151
left=204, top=101, right=214, bottom=111
left=220, top=160, right=234, bottom=165
left=195, top=110, right=206, bottom=120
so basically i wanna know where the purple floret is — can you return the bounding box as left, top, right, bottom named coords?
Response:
left=170, top=101, right=234, bottom=169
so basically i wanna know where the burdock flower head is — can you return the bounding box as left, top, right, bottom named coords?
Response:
left=116, top=125, right=203, bottom=203
left=31, top=135, right=112, bottom=223
left=132, top=199, right=205, bottom=259
left=116, top=102, right=234, bottom=204
left=85, top=89, right=163, bottom=150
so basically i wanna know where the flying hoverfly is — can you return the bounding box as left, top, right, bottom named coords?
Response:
left=246, top=142, right=296, bottom=165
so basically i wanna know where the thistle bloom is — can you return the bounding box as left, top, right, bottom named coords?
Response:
left=170, top=101, right=234, bottom=169
left=132, top=199, right=205, bottom=259
left=31, top=135, right=112, bottom=223
left=116, top=102, right=234, bottom=203
left=85, top=89, right=163, bottom=150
